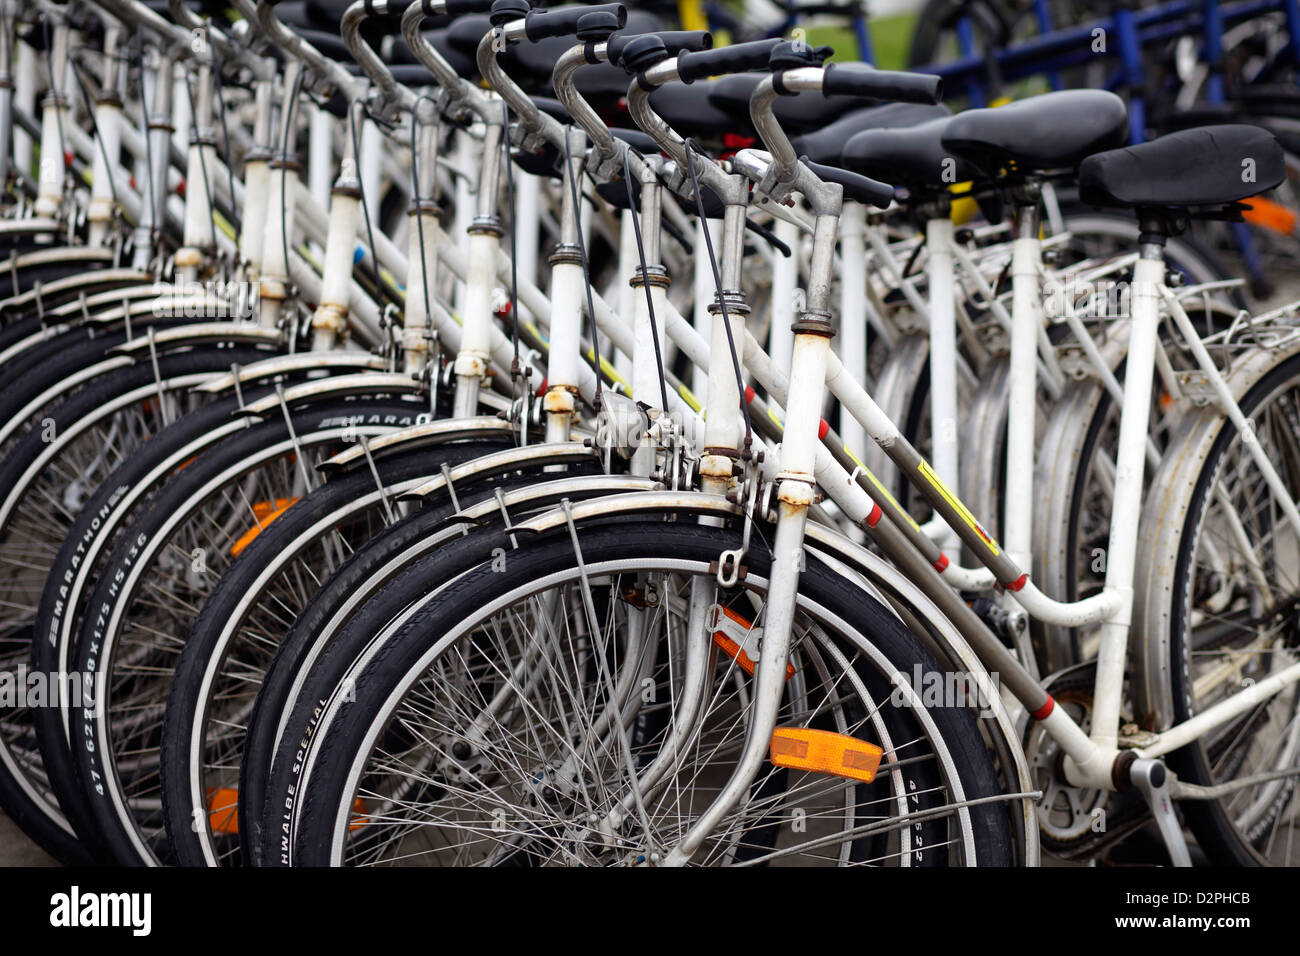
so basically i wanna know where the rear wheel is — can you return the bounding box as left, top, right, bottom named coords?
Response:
left=1167, top=353, right=1300, bottom=864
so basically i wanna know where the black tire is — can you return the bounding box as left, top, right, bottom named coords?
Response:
left=264, top=520, right=1014, bottom=866
left=31, top=391, right=257, bottom=864
left=236, top=461, right=603, bottom=863
left=161, top=436, right=512, bottom=866
left=30, top=367, right=419, bottom=861
left=68, top=396, right=430, bottom=865
left=0, top=343, right=277, bottom=864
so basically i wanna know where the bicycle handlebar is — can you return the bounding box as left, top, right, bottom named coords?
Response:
left=676, top=38, right=782, bottom=84
left=524, top=3, right=625, bottom=42
left=606, top=30, right=711, bottom=68
left=819, top=63, right=943, bottom=104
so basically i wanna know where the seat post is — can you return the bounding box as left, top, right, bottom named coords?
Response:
left=1003, top=181, right=1043, bottom=573
left=1089, top=210, right=1167, bottom=754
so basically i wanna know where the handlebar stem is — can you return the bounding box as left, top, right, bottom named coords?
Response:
left=400, top=2, right=490, bottom=121
left=256, top=0, right=356, bottom=104
left=625, top=79, right=733, bottom=202
left=749, top=71, right=841, bottom=216
left=552, top=44, right=616, bottom=159
left=476, top=23, right=558, bottom=154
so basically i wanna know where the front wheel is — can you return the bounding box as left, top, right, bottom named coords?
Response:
left=277, top=520, right=1015, bottom=866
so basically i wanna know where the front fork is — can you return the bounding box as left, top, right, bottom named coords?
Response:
left=665, top=213, right=840, bottom=866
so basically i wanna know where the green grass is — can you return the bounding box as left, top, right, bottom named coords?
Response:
left=804, top=13, right=918, bottom=69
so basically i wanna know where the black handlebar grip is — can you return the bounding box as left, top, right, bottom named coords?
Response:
left=800, top=156, right=895, bottom=208
left=675, top=38, right=783, bottom=84
left=607, top=30, right=711, bottom=67
left=524, top=3, right=626, bottom=41
left=364, top=0, right=416, bottom=17
left=820, top=63, right=942, bottom=104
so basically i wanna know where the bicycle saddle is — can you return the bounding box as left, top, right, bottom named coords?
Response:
left=940, top=89, right=1128, bottom=176
left=791, top=103, right=951, bottom=166
left=839, top=114, right=976, bottom=194
left=1079, top=124, right=1286, bottom=209
left=648, top=81, right=739, bottom=139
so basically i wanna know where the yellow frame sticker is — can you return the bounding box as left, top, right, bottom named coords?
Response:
left=917, top=460, right=999, bottom=555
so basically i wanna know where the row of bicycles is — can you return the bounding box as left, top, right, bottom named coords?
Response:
left=0, top=0, right=1298, bottom=867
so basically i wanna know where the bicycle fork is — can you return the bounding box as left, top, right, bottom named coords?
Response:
left=665, top=210, right=842, bottom=866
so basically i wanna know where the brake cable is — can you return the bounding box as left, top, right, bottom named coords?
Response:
left=620, top=147, right=670, bottom=415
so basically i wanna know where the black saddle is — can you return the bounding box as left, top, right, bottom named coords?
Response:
left=1079, top=125, right=1286, bottom=209
left=941, top=90, right=1128, bottom=176
left=648, top=81, right=741, bottom=139
left=840, top=114, right=975, bottom=193
left=791, top=103, right=951, bottom=166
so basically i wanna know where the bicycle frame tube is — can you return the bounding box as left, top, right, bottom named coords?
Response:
left=926, top=212, right=962, bottom=561
left=838, top=200, right=868, bottom=462
left=402, top=110, right=441, bottom=374
left=258, top=60, right=301, bottom=328
left=239, top=77, right=273, bottom=279
left=630, top=158, right=670, bottom=417
left=35, top=21, right=69, bottom=219
left=311, top=114, right=362, bottom=352
left=87, top=25, right=123, bottom=246
left=177, top=61, right=217, bottom=282
left=1071, top=248, right=1164, bottom=779
left=540, top=125, right=586, bottom=442
left=769, top=216, right=798, bottom=378
left=1003, top=199, right=1043, bottom=571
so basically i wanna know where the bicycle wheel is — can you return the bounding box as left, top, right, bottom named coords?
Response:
left=269, top=519, right=1014, bottom=866
left=68, top=396, right=430, bottom=864
left=0, top=343, right=276, bottom=863
left=233, top=461, right=630, bottom=863
left=160, top=436, right=513, bottom=865
left=29, top=372, right=382, bottom=860
left=1158, top=351, right=1300, bottom=864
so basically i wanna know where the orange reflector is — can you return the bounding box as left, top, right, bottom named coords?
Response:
left=769, top=728, right=883, bottom=783
left=711, top=606, right=794, bottom=680
left=206, top=786, right=240, bottom=834
left=229, top=497, right=300, bottom=557
left=1242, top=196, right=1298, bottom=236
left=348, top=797, right=368, bottom=831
